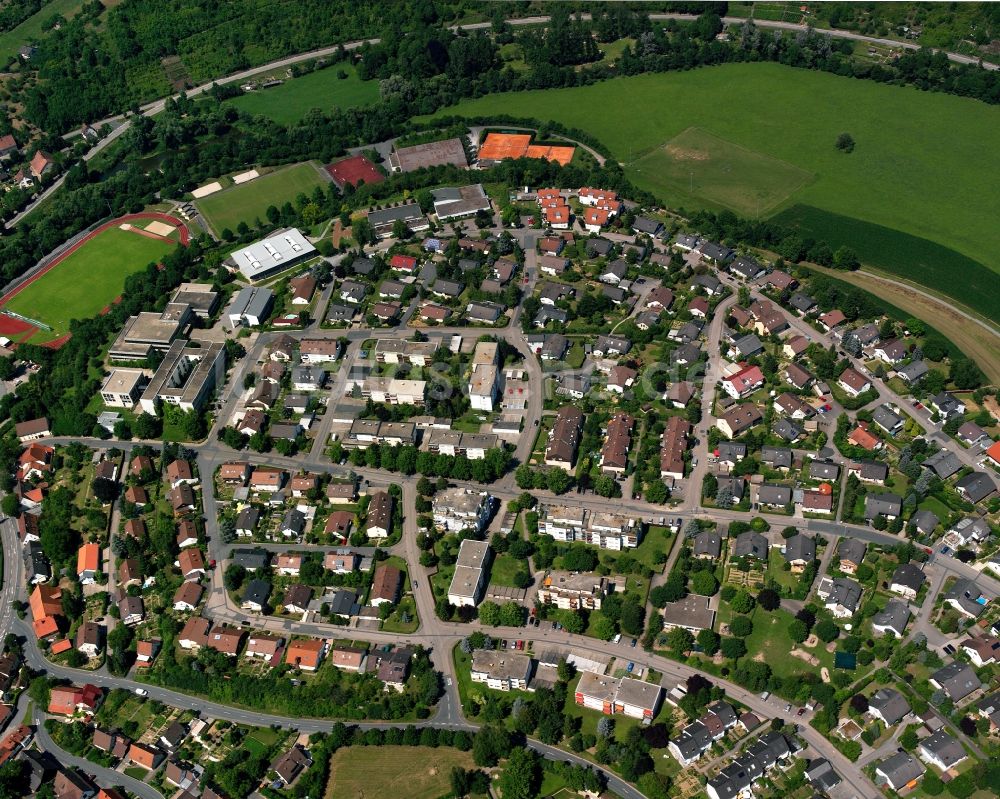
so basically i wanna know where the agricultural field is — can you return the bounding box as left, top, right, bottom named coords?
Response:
left=195, top=162, right=329, bottom=235
left=325, top=745, right=476, bottom=799
left=2, top=224, right=177, bottom=339
left=425, top=62, right=1000, bottom=318
left=225, top=63, right=379, bottom=125
left=0, top=0, right=84, bottom=64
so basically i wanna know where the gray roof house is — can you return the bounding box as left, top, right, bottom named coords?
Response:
left=809, top=461, right=840, bottom=480
left=875, top=752, right=925, bottom=792
left=782, top=534, right=814, bottom=565
left=896, top=360, right=929, bottom=383
left=772, top=418, right=801, bottom=442
left=918, top=731, right=967, bottom=771
left=956, top=471, right=996, bottom=504
left=232, top=548, right=270, bottom=571
left=944, top=579, right=987, bottom=619
left=930, top=661, right=982, bottom=702
left=836, top=539, right=867, bottom=572
left=693, top=530, right=722, bottom=560
left=930, top=392, right=965, bottom=419
left=789, top=293, right=816, bottom=313
left=465, top=301, right=503, bottom=324
left=871, top=600, right=911, bottom=638
left=281, top=508, right=306, bottom=537
left=869, top=688, right=911, bottom=726
left=733, top=531, right=768, bottom=560
left=691, top=273, right=722, bottom=294
left=910, top=509, right=939, bottom=534
left=872, top=404, right=904, bottom=435
left=761, top=447, right=792, bottom=470
left=729, top=256, right=764, bottom=280
left=732, top=333, right=763, bottom=358
left=805, top=759, right=841, bottom=792
left=632, top=216, right=664, bottom=236
left=924, top=450, right=962, bottom=479
left=241, top=579, right=271, bottom=611
left=865, top=493, right=902, bottom=520
left=758, top=484, right=792, bottom=507
left=716, top=441, right=746, bottom=464
left=820, top=577, right=862, bottom=617
left=890, top=563, right=926, bottom=597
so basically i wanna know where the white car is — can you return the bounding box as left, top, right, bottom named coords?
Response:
left=134, top=688, right=148, bottom=697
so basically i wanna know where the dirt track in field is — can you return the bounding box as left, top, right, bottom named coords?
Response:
left=809, top=264, right=1000, bottom=385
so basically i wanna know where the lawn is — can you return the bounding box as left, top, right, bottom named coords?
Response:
left=488, top=552, right=526, bottom=587
left=195, top=162, right=329, bottom=236
left=0, top=0, right=84, bottom=63
left=742, top=606, right=832, bottom=679
left=3, top=225, right=176, bottom=337
left=325, top=746, right=477, bottom=799
left=632, top=126, right=814, bottom=216
left=226, top=62, right=378, bottom=125
left=424, top=62, right=1000, bottom=317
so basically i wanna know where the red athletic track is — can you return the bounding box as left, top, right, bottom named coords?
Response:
left=0, top=212, right=191, bottom=349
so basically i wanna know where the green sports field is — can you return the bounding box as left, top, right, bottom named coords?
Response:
left=425, top=62, right=1000, bottom=317
left=225, top=63, right=378, bottom=125
left=195, top=162, right=329, bottom=235
left=4, top=226, right=175, bottom=337
left=633, top=126, right=814, bottom=216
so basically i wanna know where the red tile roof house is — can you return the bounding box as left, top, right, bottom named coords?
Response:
left=48, top=684, right=102, bottom=716
left=176, top=518, right=199, bottom=549
left=166, top=459, right=196, bottom=487
left=389, top=254, right=417, bottom=273
left=77, top=542, right=101, bottom=584
left=178, top=617, right=211, bottom=650
left=218, top=461, right=250, bottom=484
left=0, top=134, right=18, bottom=160
left=177, top=547, right=206, bottom=580
left=837, top=367, right=871, bottom=398
left=29, top=150, right=55, bottom=180
left=127, top=742, right=164, bottom=770
left=328, top=646, right=366, bottom=672
left=285, top=638, right=326, bottom=671
left=369, top=565, right=402, bottom=607
left=848, top=422, right=881, bottom=451
left=129, top=454, right=154, bottom=477
left=207, top=626, right=244, bottom=656
left=172, top=581, right=204, bottom=612
left=135, top=639, right=160, bottom=668
left=244, top=635, right=283, bottom=662
left=123, top=518, right=146, bottom=538
left=275, top=553, right=302, bottom=576
left=290, top=474, right=318, bottom=497
left=250, top=469, right=285, bottom=492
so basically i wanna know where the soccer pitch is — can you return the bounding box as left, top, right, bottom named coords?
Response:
left=3, top=226, right=176, bottom=337
left=195, top=162, right=329, bottom=235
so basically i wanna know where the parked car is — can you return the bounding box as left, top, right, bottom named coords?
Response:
left=134, top=688, right=148, bottom=697
left=626, top=662, right=635, bottom=673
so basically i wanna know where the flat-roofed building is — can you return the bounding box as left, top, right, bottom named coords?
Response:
left=226, top=286, right=274, bottom=327
left=432, top=488, right=493, bottom=533
left=471, top=650, right=533, bottom=690
left=447, top=538, right=491, bottom=607
left=230, top=228, right=317, bottom=282
left=373, top=339, right=436, bottom=365
left=100, top=369, right=149, bottom=409
left=469, top=363, right=499, bottom=411
left=367, top=203, right=428, bottom=238
left=538, top=571, right=608, bottom=611
left=109, top=303, right=192, bottom=361
left=360, top=377, right=426, bottom=406
left=170, top=282, right=219, bottom=319
left=139, top=340, right=224, bottom=414
left=433, top=184, right=492, bottom=221
left=539, top=504, right=586, bottom=542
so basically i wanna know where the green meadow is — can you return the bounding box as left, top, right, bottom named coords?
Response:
left=226, top=63, right=378, bottom=125
left=425, top=62, right=1000, bottom=316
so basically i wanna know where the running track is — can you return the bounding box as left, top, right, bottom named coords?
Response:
left=0, top=212, right=191, bottom=347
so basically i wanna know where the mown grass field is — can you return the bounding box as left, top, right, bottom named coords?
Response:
left=195, top=162, right=328, bottom=234
left=0, top=0, right=84, bottom=64
left=424, top=63, right=1000, bottom=317
left=226, top=63, right=378, bottom=125
left=4, top=226, right=175, bottom=336
left=634, top=126, right=814, bottom=215
left=325, top=745, right=477, bottom=799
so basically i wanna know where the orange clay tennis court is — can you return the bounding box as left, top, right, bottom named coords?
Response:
left=478, top=132, right=575, bottom=165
